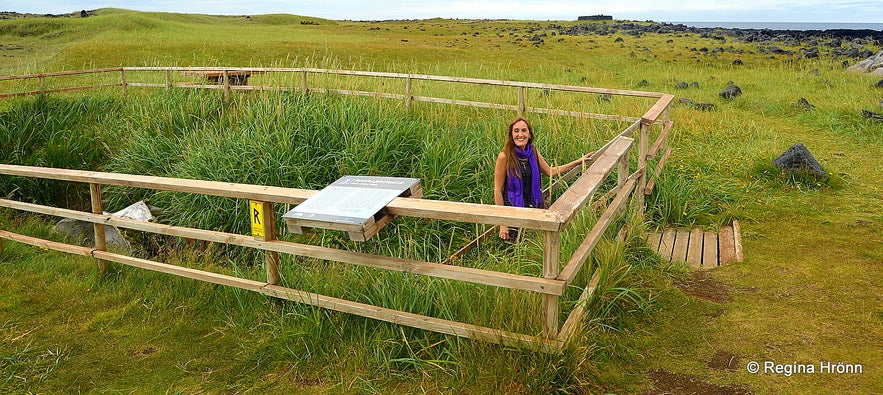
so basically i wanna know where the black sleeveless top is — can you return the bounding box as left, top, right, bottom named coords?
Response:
left=503, top=158, right=535, bottom=208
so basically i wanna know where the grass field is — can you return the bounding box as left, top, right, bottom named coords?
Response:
left=1, top=9, right=882, bottom=394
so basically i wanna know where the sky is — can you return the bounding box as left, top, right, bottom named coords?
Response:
left=4, top=1, right=882, bottom=23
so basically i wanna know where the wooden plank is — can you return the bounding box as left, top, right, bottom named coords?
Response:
left=0, top=198, right=565, bottom=296
left=643, top=146, right=672, bottom=195
left=671, top=230, right=690, bottom=263
left=0, top=229, right=93, bottom=257
left=733, top=220, right=744, bottom=262
left=0, top=165, right=562, bottom=231
left=558, top=177, right=637, bottom=285
left=260, top=285, right=562, bottom=353
left=558, top=269, right=601, bottom=343
left=646, top=232, right=662, bottom=252
left=640, top=93, right=675, bottom=125
left=702, top=231, right=718, bottom=268
left=686, top=228, right=704, bottom=268
left=658, top=229, right=676, bottom=261
left=549, top=136, right=634, bottom=228
left=718, top=226, right=736, bottom=265
left=647, top=120, right=674, bottom=159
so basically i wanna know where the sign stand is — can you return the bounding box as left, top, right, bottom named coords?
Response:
left=282, top=176, right=422, bottom=241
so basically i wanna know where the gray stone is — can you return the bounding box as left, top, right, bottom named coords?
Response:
left=773, top=143, right=828, bottom=178
left=862, top=109, right=883, bottom=121
left=719, top=84, right=742, bottom=99
left=674, top=81, right=688, bottom=89
left=52, top=201, right=155, bottom=252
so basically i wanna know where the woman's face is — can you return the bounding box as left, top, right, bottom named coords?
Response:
left=510, top=120, right=531, bottom=149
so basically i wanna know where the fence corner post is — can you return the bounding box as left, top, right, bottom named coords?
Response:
left=542, top=230, right=560, bottom=339
left=637, top=122, right=650, bottom=216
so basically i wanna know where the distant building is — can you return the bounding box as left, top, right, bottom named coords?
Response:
left=578, top=15, right=613, bottom=21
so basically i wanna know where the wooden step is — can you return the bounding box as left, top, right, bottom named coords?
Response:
left=646, top=221, right=743, bottom=269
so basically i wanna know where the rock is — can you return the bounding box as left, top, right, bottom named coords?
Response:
left=862, top=109, right=883, bottom=121
left=674, top=81, right=688, bottom=89
left=694, top=103, right=716, bottom=111
left=53, top=201, right=155, bottom=253
left=845, top=50, right=883, bottom=74
left=689, top=81, right=700, bottom=88
left=678, top=98, right=695, bottom=106
left=879, top=98, right=883, bottom=108
left=876, top=79, right=883, bottom=88
left=719, top=84, right=742, bottom=99
left=732, top=59, right=743, bottom=65
left=794, top=97, right=814, bottom=109
left=636, top=79, right=649, bottom=87
left=774, top=143, right=828, bottom=178
left=598, top=93, right=612, bottom=102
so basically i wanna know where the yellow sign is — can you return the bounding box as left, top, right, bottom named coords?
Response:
left=249, top=200, right=264, bottom=238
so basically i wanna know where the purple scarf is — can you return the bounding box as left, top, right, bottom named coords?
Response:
left=507, top=143, right=543, bottom=208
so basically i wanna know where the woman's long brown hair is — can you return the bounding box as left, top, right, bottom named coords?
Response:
left=503, top=117, right=534, bottom=179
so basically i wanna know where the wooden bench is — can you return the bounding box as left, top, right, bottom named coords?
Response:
left=183, top=70, right=264, bottom=86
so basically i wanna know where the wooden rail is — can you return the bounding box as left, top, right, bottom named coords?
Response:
left=0, top=67, right=675, bottom=351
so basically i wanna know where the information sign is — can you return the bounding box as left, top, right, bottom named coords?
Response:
left=282, top=176, right=420, bottom=226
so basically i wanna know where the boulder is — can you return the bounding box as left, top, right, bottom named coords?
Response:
left=846, top=50, right=883, bottom=74
left=674, top=81, right=688, bottom=89
left=773, top=143, right=828, bottom=178
left=719, top=84, right=742, bottom=99
left=53, top=201, right=155, bottom=252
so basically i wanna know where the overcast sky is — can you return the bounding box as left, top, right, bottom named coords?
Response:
left=4, top=1, right=882, bottom=23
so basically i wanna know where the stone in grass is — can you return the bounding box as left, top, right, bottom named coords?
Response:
left=876, top=79, right=883, bottom=88
left=773, top=143, right=828, bottom=178
left=793, top=97, right=815, bottom=110
left=862, top=109, right=883, bottom=121
left=53, top=201, right=155, bottom=252
left=719, top=84, right=742, bottom=99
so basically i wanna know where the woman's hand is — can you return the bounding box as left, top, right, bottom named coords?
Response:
left=499, top=225, right=510, bottom=240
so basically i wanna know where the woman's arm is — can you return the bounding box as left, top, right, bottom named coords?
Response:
left=493, top=152, right=511, bottom=239
left=537, top=149, right=595, bottom=177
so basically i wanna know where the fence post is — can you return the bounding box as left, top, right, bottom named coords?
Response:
left=637, top=122, right=649, bottom=216
left=39, top=76, right=45, bottom=95
left=165, top=70, right=171, bottom=90
left=251, top=201, right=280, bottom=285
left=517, top=86, right=526, bottom=118
left=223, top=70, right=230, bottom=100
left=300, top=71, right=308, bottom=93
left=542, top=230, right=560, bottom=338
left=120, top=69, right=127, bottom=97
left=617, top=148, right=629, bottom=188
left=90, top=183, right=108, bottom=275
left=405, top=75, right=413, bottom=114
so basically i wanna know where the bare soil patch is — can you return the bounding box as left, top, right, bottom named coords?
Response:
left=707, top=350, right=740, bottom=371
left=646, top=370, right=752, bottom=395
left=675, top=270, right=733, bottom=303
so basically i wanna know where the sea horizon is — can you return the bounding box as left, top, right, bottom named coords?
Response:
left=667, top=21, right=883, bottom=31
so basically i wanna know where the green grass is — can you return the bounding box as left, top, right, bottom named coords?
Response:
left=2, top=8, right=882, bottom=394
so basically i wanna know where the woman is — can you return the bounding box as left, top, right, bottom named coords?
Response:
left=493, top=117, right=594, bottom=240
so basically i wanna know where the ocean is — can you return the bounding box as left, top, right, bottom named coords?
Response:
left=669, top=22, right=883, bottom=31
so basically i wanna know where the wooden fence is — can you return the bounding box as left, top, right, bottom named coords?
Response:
left=0, top=67, right=674, bottom=352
